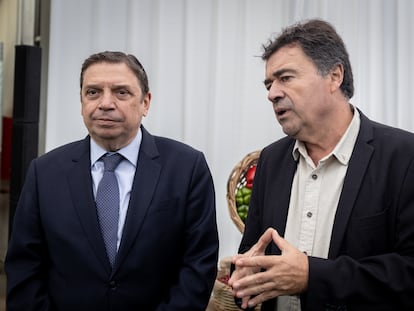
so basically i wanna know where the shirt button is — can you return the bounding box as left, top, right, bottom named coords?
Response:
left=311, top=174, right=318, bottom=180
left=306, top=212, right=313, bottom=218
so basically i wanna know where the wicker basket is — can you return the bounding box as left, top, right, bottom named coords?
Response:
left=212, top=257, right=261, bottom=311
left=226, top=150, right=261, bottom=233
left=212, top=279, right=240, bottom=311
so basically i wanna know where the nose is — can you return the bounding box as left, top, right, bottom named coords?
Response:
left=267, top=81, right=284, bottom=104
left=99, top=91, right=116, bottom=110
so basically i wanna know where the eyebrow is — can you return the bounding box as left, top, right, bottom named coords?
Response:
left=263, top=68, right=298, bottom=86
left=111, top=84, right=132, bottom=90
left=82, top=83, right=131, bottom=90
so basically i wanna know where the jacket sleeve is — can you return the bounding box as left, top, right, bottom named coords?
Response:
left=155, top=152, right=219, bottom=311
left=5, top=160, right=54, bottom=311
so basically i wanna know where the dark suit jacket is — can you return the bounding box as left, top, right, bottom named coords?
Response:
left=5, top=126, right=219, bottom=311
left=239, top=111, right=414, bottom=310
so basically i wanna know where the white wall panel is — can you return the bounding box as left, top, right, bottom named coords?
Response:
left=46, top=0, right=414, bottom=260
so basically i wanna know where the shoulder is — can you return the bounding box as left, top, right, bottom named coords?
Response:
left=153, top=135, right=201, bottom=155
left=152, top=135, right=208, bottom=166
left=141, top=126, right=203, bottom=159
left=148, top=136, right=213, bottom=179
left=143, top=133, right=207, bottom=169
left=360, top=112, right=414, bottom=153
left=371, top=121, right=414, bottom=142
left=250, top=136, right=296, bottom=174
left=261, top=136, right=295, bottom=160
left=34, top=138, right=88, bottom=167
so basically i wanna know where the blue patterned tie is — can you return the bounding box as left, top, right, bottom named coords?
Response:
left=96, top=153, right=123, bottom=267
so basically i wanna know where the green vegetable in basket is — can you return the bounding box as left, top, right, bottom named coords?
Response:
left=236, top=194, right=244, bottom=207
left=236, top=186, right=252, bottom=206
left=237, top=204, right=248, bottom=222
left=236, top=187, right=252, bottom=222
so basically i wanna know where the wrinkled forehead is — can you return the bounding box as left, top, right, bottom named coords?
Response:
left=82, top=62, right=140, bottom=87
left=265, top=45, right=312, bottom=72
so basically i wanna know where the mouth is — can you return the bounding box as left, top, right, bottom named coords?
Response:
left=275, top=107, right=289, bottom=117
left=96, top=117, right=116, bottom=122
left=94, top=117, right=120, bottom=127
left=92, top=113, right=122, bottom=122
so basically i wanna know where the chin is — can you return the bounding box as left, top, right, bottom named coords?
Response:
left=282, top=127, right=299, bottom=138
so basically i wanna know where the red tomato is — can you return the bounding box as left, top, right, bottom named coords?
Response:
left=245, top=165, right=256, bottom=188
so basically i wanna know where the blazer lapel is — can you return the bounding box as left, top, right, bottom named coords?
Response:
left=67, top=137, right=111, bottom=273
left=113, top=127, right=161, bottom=272
left=329, top=112, right=375, bottom=258
left=274, top=152, right=297, bottom=237
left=270, top=141, right=297, bottom=255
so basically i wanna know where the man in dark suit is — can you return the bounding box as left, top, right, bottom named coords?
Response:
left=5, top=51, right=219, bottom=310
left=228, top=19, right=414, bottom=310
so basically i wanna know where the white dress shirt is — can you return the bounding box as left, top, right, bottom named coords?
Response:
left=90, top=129, right=142, bottom=250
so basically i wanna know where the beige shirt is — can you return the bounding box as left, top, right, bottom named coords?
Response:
left=276, top=107, right=360, bottom=311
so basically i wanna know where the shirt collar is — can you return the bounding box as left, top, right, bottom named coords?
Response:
left=292, top=105, right=360, bottom=165
left=90, top=128, right=142, bottom=167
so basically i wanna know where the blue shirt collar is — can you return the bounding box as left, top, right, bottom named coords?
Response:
left=90, top=128, right=142, bottom=167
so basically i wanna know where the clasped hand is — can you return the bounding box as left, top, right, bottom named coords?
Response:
left=228, top=228, right=309, bottom=309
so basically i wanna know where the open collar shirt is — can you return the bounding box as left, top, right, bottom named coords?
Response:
left=277, top=106, right=360, bottom=311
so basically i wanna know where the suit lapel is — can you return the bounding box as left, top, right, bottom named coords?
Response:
left=329, top=112, right=375, bottom=258
left=113, top=127, right=161, bottom=272
left=274, top=153, right=297, bottom=237
left=270, top=142, right=297, bottom=255
left=67, top=137, right=111, bottom=273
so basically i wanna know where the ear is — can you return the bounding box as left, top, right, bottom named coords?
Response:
left=329, top=63, right=344, bottom=93
left=142, top=92, right=151, bottom=117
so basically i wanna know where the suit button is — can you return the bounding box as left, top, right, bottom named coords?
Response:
left=109, top=280, right=118, bottom=290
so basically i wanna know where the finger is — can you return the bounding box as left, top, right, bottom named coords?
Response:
left=241, top=296, right=250, bottom=309
left=234, top=228, right=276, bottom=267
left=228, top=267, right=248, bottom=286
left=234, top=254, right=276, bottom=270
left=246, top=289, right=281, bottom=309
left=229, top=262, right=259, bottom=287
left=229, top=251, right=255, bottom=286
left=231, top=248, right=255, bottom=268
left=254, top=228, right=277, bottom=254
left=271, top=229, right=291, bottom=253
left=232, top=269, right=273, bottom=295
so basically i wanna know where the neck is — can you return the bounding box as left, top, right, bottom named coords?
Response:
left=304, top=103, right=354, bottom=165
